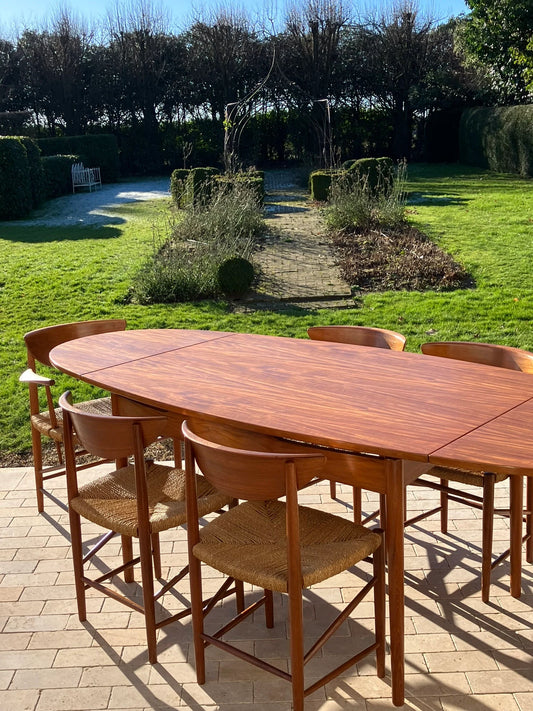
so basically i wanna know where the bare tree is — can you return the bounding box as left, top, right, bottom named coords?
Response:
left=183, top=5, right=267, bottom=123
left=358, top=1, right=442, bottom=158
left=17, top=8, right=95, bottom=135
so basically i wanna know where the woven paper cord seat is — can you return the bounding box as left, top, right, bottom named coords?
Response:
left=425, top=465, right=507, bottom=488
left=31, top=397, right=112, bottom=442
left=72, top=464, right=233, bottom=536
left=194, top=499, right=381, bottom=592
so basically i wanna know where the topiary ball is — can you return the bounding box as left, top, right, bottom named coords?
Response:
left=217, top=257, right=255, bottom=298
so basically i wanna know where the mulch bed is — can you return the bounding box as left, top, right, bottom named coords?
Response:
left=332, top=224, right=473, bottom=292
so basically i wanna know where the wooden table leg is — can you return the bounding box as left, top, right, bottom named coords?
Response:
left=386, top=460, right=405, bottom=707
left=510, top=475, right=523, bottom=598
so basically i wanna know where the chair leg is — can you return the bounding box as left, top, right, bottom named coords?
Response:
left=31, top=427, right=45, bottom=513
left=152, top=533, right=161, bottom=579
left=138, top=527, right=158, bottom=664
left=374, top=535, right=386, bottom=678
left=288, top=585, right=305, bottom=711
left=68, top=507, right=87, bottom=621
left=330, top=479, right=337, bottom=499
left=352, top=486, right=362, bottom=524
left=121, top=535, right=134, bottom=583
left=235, top=579, right=245, bottom=613
left=264, top=589, right=274, bottom=629
left=526, top=477, right=532, bottom=564
left=190, top=554, right=206, bottom=684
left=481, top=473, right=495, bottom=603
left=379, top=494, right=387, bottom=533
left=440, top=478, right=448, bottom=534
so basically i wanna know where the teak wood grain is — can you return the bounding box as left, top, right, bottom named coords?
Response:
left=430, top=397, right=533, bottom=475
left=51, top=330, right=533, bottom=466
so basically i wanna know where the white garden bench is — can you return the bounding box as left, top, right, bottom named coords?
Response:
left=72, top=163, right=102, bottom=193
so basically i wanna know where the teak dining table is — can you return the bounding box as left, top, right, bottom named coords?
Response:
left=50, top=329, right=533, bottom=706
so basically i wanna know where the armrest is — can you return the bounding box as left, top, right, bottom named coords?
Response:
left=19, top=368, right=55, bottom=386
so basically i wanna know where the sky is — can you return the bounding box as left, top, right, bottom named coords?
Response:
left=0, top=0, right=470, bottom=35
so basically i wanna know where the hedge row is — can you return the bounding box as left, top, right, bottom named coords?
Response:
left=460, top=106, right=533, bottom=177
left=37, top=134, right=120, bottom=183
left=310, top=157, right=394, bottom=201
left=170, top=168, right=265, bottom=207
left=0, top=136, right=50, bottom=219
left=42, top=155, right=80, bottom=198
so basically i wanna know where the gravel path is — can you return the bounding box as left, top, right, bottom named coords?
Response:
left=7, top=176, right=171, bottom=227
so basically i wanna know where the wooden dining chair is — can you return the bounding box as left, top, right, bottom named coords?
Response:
left=307, top=325, right=407, bottom=519
left=19, top=319, right=127, bottom=512
left=413, top=341, right=533, bottom=601
left=59, top=392, right=235, bottom=664
left=182, top=418, right=386, bottom=711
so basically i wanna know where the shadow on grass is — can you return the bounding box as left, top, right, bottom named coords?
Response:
left=406, top=192, right=469, bottom=207
left=0, top=224, right=123, bottom=244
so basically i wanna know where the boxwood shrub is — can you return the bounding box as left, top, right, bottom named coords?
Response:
left=186, top=167, right=220, bottom=205
left=170, top=168, right=189, bottom=207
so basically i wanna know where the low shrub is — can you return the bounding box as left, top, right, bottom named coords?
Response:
left=170, top=168, right=189, bottom=207
left=217, top=256, right=255, bottom=297
left=131, top=181, right=263, bottom=303
left=214, top=173, right=265, bottom=205
left=346, top=157, right=394, bottom=195
left=186, top=166, right=219, bottom=205
left=310, top=170, right=336, bottom=201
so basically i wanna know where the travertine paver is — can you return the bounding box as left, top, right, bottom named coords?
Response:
left=0, top=464, right=532, bottom=710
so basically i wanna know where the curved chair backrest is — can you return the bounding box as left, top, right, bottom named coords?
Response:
left=59, top=391, right=168, bottom=461
left=308, top=325, right=406, bottom=351
left=421, top=341, right=533, bottom=374
left=24, top=319, right=127, bottom=369
left=182, top=419, right=326, bottom=501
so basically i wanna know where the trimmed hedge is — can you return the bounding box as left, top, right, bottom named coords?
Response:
left=310, top=158, right=394, bottom=202
left=347, top=157, right=394, bottom=194
left=170, top=169, right=189, bottom=207
left=214, top=173, right=265, bottom=205
left=42, top=155, right=80, bottom=198
left=186, top=167, right=220, bottom=204
left=0, top=136, right=32, bottom=219
left=16, top=137, right=45, bottom=208
left=37, top=134, right=120, bottom=182
left=310, top=170, right=336, bottom=201
left=460, top=106, right=533, bottom=177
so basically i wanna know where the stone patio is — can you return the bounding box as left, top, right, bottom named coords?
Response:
left=1, top=465, right=532, bottom=710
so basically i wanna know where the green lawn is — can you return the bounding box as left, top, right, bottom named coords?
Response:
left=2, top=163, right=532, bottom=457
